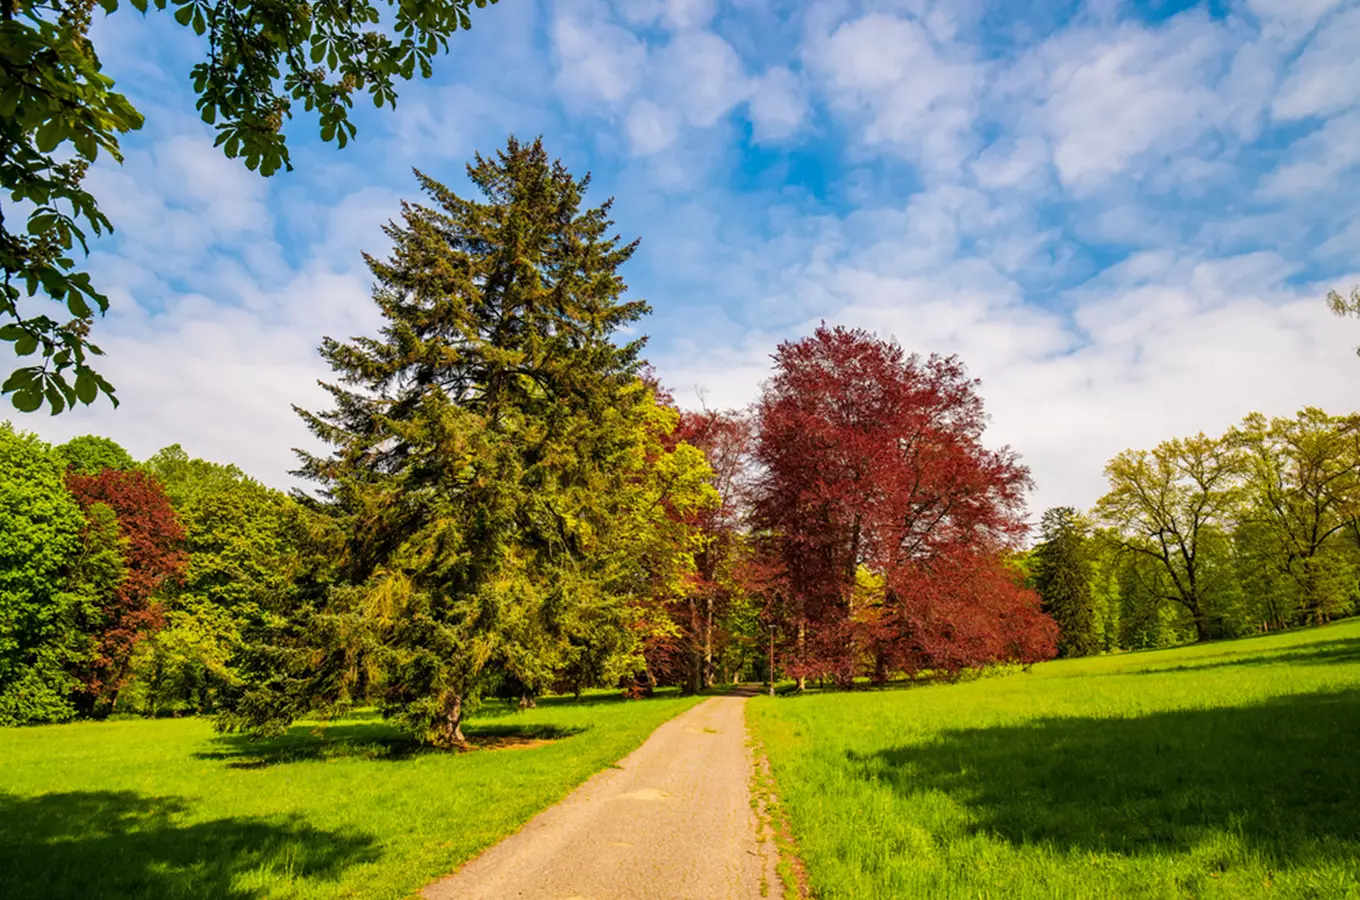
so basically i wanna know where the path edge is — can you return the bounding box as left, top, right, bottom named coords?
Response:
left=745, top=701, right=813, bottom=900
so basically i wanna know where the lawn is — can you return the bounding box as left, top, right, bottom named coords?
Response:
left=0, top=691, right=702, bottom=899
left=748, top=620, right=1360, bottom=900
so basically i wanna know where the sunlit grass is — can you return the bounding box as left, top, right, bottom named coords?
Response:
left=748, top=620, right=1360, bottom=900
left=0, top=691, right=703, bottom=899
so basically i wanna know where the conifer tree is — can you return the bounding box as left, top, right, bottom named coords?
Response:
left=227, top=138, right=712, bottom=747
left=1032, top=506, right=1099, bottom=657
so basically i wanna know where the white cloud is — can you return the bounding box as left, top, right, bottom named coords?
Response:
left=1273, top=5, right=1360, bottom=119
left=626, top=99, right=682, bottom=154
left=806, top=12, right=982, bottom=171
left=970, top=137, right=1050, bottom=191
left=552, top=9, right=648, bottom=107
left=662, top=0, right=717, bottom=30
left=615, top=0, right=715, bottom=30
left=1034, top=14, right=1230, bottom=188
left=653, top=31, right=751, bottom=127
left=749, top=67, right=807, bottom=142
left=1260, top=110, right=1360, bottom=197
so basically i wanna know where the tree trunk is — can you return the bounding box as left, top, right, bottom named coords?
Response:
left=796, top=619, right=807, bottom=692
left=703, top=594, right=714, bottom=688
left=433, top=692, right=467, bottom=749
left=687, top=594, right=702, bottom=695
left=1191, top=607, right=1210, bottom=643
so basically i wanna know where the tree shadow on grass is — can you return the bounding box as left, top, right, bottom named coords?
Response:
left=1120, top=637, right=1360, bottom=676
left=196, top=719, right=586, bottom=767
left=0, top=791, right=377, bottom=899
left=850, top=687, right=1360, bottom=866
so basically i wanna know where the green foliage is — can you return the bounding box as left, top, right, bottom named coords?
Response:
left=224, top=138, right=713, bottom=748
left=1095, top=433, right=1244, bottom=642
left=125, top=447, right=300, bottom=715
left=0, top=423, right=87, bottom=724
left=749, top=621, right=1360, bottom=899
left=2, top=0, right=498, bottom=413
left=55, top=434, right=134, bottom=473
left=0, top=0, right=140, bottom=413
left=1328, top=284, right=1360, bottom=357
left=1031, top=507, right=1099, bottom=657
left=1232, top=409, right=1360, bottom=626
left=141, top=444, right=250, bottom=507
left=0, top=692, right=702, bottom=898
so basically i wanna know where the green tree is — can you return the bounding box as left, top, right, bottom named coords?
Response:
left=1095, top=434, right=1243, bottom=643
left=1328, top=285, right=1360, bottom=356
left=126, top=452, right=299, bottom=714
left=0, top=423, right=88, bottom=723
left=2, top=0, right=498, bottom=413
left=56, top=433, right=134, bottom=473
left=143, top=444, right=250, bottom=507
left=221, top=138, right=713, bottom=748
left=1031, top=507, right=1099, bottom=657
left=1231, top=409, right=1360, bottom=626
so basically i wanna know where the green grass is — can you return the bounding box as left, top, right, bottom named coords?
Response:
left=748, top=621, right=1360, bottom=900
left=0, top=691, right=702, bottom=899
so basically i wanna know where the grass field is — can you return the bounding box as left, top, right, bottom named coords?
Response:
left=0, top=691, right=702, bottom=899
left=748, top=621, right=1360, bottom=900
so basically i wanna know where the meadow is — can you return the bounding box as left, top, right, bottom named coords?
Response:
left=0, top=691, right=702, bottom=899
left=748, top=620, right=1360, bottom=900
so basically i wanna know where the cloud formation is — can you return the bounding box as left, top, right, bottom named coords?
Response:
left=10, top=0, right=1360, bottom=522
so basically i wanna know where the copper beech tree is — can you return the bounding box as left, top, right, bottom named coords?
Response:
left=752, top=325, right=1056, bottom=686
left=64, top=468, right=186, bottom=712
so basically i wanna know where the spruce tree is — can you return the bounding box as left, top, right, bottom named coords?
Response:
left=1032, top=506, right=1099, bottom=657
left=235, top=138, right=712, bottom=747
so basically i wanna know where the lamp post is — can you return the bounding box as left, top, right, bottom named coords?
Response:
left=767, top=623, right=775, bottom=697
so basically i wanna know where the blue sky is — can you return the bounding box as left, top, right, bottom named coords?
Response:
left=10, top=0, right=1360, bottom=514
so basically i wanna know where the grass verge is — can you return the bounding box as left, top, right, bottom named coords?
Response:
left=747, top=620, right=1360, bottom=899
left=0, top=691, right=703, bottom=899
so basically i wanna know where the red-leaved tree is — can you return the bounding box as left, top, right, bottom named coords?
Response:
left=668, top=408, right=752, bottom=692
left=65, top=469, right=186, bottom=711
left=753, top=325, right=1055, bottom=686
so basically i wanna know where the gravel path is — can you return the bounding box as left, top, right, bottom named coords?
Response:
left=422, top=692, right=776, bottom=900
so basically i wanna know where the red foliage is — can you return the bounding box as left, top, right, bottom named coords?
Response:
left=752, top=325, right=1055, bottom=683
left=645, top=407, right=755, bottom=690
left=66, top=468, right=186, bottom=706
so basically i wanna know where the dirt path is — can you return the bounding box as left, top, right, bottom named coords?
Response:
left=422, top=692, right=777, bottom=900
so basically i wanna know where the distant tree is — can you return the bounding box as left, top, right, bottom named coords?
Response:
left=221, top=139, right=713, bottom=747
left=142, top=444, right=252, bottom=509
left=752, top=325, right=1054, bottom=686
left=1032, top=507, right=1099, bottom=657
left=0, top=424, right=88, bottom=724
left=2, top=0, right=500, bottom=412
left=1231, top=409, right=1360, bottom=626
left=1328, top=285, right=1360, bottom=356
left=56, top=434, right=135, bottom=474
left=126, top=455, right=299, bottom=715
left=1095, top=434, right=1243, bottom=643
left=664, top=408, right=753, bottom=694
left=65, top=468, right=186, bottom=712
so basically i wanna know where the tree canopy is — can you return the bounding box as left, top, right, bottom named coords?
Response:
left=222, top=138, right=715, bottom=747
left=752, top=325, right=1055, bottom=686
left=1031, top=507, right=1098, bottom=657
left=2, top=0, right=498, bottom=413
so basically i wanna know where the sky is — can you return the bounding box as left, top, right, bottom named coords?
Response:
left=7, top=0, right=1360, bottom=516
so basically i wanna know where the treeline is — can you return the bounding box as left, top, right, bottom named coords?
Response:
left=0, top=138, right=1055, bottom=741
left=0, top=432, right=300, bottom=724
left=1029, top=409, right=1360, bottom=654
